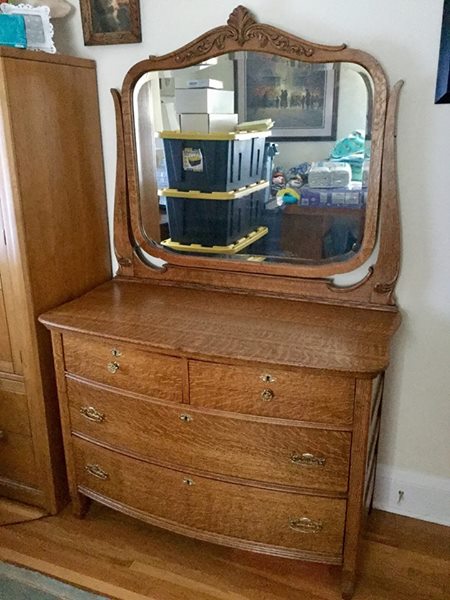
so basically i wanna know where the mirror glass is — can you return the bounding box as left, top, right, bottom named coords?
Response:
left=133, top=51, right=374, bottom=265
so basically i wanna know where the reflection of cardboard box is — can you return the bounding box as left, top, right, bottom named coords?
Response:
left=175, top=88, right=234, bottom=114
left=186, top=79, right=224, bottom=89
left=179, top=113, right=238, bottom=133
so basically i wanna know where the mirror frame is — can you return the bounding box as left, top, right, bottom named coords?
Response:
left=113, top=5, right=401, bottom=306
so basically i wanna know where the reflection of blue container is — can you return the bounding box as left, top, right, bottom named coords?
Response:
left=159, top=182, right=268, bottom=247
left=160, top=131, right=270, bottom=193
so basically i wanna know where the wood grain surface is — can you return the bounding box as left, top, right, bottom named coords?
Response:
left=189, top=360, right=355, bottom=424
left=74, top=437, right=346, bottom=559
left=63, top=333, right=183, bottom=402
left=67, top=377, right=351, bottom=493
left=0, top=377, right=30, bottom=435
left=0, top=505, right=448, bottom=600
left=0, top=49, right=111, bottom=512
left=0, top=430, right=37, bottom=485
left=40, top=279, right=400, bottom=375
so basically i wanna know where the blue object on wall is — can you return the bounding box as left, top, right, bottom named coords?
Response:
left=435, top=0, right=450, bottom=104
left=0, top=13, right=27, bottom=48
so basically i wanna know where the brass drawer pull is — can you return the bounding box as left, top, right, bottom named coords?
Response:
left=107, top=361, right=120, bottom=374
left=179, top=414, right=193, bottom=423
left=111, top=348, right=122, bottom=357
left=260, top=388, right=274, bottom=401
left=260, top=373, right=276, bottom=383
left=289, top=517, right=323, bottom=534
left=80, top=406, right=105, bottom=423
left=183, top=478, right=195, bottom=486
left=85, top=464, right=109, bottom=480
left=291, top=452, right=326, bottom=467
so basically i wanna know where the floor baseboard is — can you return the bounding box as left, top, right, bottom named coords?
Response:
left=374, top=465, right=450, bottom=526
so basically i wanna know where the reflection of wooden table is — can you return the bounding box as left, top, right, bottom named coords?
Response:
left=281, top=205, right=366, bottom=260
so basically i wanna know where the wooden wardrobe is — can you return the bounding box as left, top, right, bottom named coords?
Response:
left=0, top=48, right=111, bottom=513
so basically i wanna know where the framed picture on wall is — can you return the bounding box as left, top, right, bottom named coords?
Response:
left=235, top=51, right=339, bottom=141
left=435, top=0, right=450, bottom=103
left=80, top=0, right=141, bottom=46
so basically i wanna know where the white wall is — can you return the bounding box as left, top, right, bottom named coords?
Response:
left=55, top=0, right=450, bottom=525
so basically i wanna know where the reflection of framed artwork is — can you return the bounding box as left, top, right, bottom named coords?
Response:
left=235, top=52, right=339, bottom=141
left=435, top=0, right=450, bottom=104
left=80, top=0, right=141, bottom=46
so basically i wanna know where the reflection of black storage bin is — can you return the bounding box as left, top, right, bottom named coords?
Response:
left=161, top=131, right=270, bottom=192
left=250, top=205, right=283, bottom=255
left=160, top=182, right=268, bottom=247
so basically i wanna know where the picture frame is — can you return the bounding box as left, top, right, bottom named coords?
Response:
left=435, top=0, right=450, bottom=104
left=235, top=51, right=339, bottom=141
left=79, top=0, right=141, bottom=46
left=0, top=3, right=55, bottom=53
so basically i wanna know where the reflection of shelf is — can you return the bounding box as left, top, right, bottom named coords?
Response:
left=161, top=226, right=268, bottom=255
left=284, top=205, right=366, bottom=216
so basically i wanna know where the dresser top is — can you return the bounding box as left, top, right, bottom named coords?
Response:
left=40, top=279, right=400, bottom=376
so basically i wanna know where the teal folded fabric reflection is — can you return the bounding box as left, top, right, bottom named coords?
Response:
left=0, top=13, right=27, bottom=48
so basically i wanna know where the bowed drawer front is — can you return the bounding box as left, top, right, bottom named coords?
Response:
left=67, top=378, right=351, bottom=492
left=74, top=437, right=347, bottom=560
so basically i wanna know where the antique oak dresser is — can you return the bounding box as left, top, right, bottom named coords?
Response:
left=40, top=7, right=403, bottom=598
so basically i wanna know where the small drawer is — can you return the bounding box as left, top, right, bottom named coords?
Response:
left=63, top=334, right=183, bottom=401
left=0, top=378, right=30, bottom=436
left=0, top=430, right=37, bottom=486
left=189, top=361, right=354, bottom=425
left=74, top=438, right=346, bottom=558
left=68, top=379, right=350, bottom=492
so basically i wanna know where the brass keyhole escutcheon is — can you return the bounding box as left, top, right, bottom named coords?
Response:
left=179, top=414, right=193, bottom=423
left=107, top=361, right=120, bottom=374
left=260, top=373, right=276, bottom=383
left=183, top=478, right=195, bottom=486
left=260, top=388, right=275, bottom=401
left=111, top=348, right=122, bottom=357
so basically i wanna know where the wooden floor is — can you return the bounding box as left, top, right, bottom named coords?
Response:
left=0, top=498, right=46, bottom=526
left=0, top=503, right=448, bottom=600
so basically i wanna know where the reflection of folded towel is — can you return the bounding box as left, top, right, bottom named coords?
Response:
left=309, top=161, right=352, bottom=188
left=0, top=14, right=27, bottom=48
left=330, top=163, right=352, bottom=187
left=309, top=162, right=331, bottom=188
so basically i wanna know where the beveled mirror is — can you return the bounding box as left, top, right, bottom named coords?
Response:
left=113, top=6, right=401, bottom=304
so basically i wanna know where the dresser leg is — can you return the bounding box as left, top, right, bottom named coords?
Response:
left=341, top=570, right=355, bottom=599
left=71, top=493, right=91, bottom=518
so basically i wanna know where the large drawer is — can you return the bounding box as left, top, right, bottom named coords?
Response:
left=74, top=437, right=346, bottom=558
left=63, top=334, right=183, bottom=401
left=189, top=361, right=355, bottom=425
left=68, top=378, right=351, bottom=492
left=0, top=430, right=37, bottom=486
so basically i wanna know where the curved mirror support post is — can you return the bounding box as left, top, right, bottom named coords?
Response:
left=117, top=6, right=399, bottom=305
